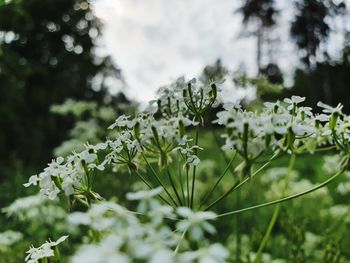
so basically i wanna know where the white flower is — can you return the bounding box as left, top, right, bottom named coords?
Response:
left=150, top=249, right=174, bottom=263
left=0, top=230, right=23, bottom=247
left=176, top=207, right=216, bottom=241
left=315, top=114, right=329, bottom=122
left=317, top=101, right=343, bottom=115
left=187, top=155, right=201, bottom=166
left=328, top=205, right=349, bottom=218
left=177, top=135, right=192, bottom=146
left=2, top=194, right=66, bottom=223
left=126, top=187, right=163, bottom=201
left=25, top=236, right=68, bottom=263
left=284, top=96, right=305, bottom=108
left=80, top=150, right=97, bottom=163
left=337, top=182, right=350, bottom=195
left=68, top=202, right=132, bottom=231
left=50, top=235, right=69, bottom=246
left=71, top=235, right=129, bottom=263
left=173, top=145, right=202, bottom=166
left=179, top=243, right=229, bottom=263
left=108, top=115, right=133, bottom=129
left=23, top=175, right=39, bottom=187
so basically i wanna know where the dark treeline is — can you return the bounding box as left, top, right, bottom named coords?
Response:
left=239, top=0, right=350, bottom=112
left=0, top=0, right=123, bottom=169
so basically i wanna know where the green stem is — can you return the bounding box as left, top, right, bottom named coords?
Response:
left=187, top=83, right=200, bottom=115
left=135, top=170, right=172, bottom=207
left=211, top=129, right=237, bottom=182
left=141, top=153, right=178, bottom=206
left=190, top=126, right=200, bottom=208
left=254, top=204, right=280, bottom=263
left=236, top=188, right=241, bottom=263
left=186, top=165, right=190, bottom=206
left=199, top=152, right=236, bottom=209
left=216, top=169, right=343, bottom=218
left=178, top=155, right=186, bottom=205
left=203, top=151, right=280, bottom=211
left=167, top=168, right=183, bottom=206
left=253, top=153, right=296, bottom=263
left=174, top=229, right=188, bottom=254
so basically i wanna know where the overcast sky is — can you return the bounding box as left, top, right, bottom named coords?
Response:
left=92, top=0, right=346, bottom=102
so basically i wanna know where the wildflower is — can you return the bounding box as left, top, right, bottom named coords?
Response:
left=68, top=201, right=132, bottom=231
left=0, top=230, right=23, bottom=247
left=2, top=194, right=66, bottom=223
left=315, top=114, right=329, bottom=122
left=23, top=175, right=39, bottom=187
left=337, top=182, right=350, bottom=195
left=284, top=96, right=305, bottom=106
left=25, top=236, right=68, bottom=263
left=317, top=101, right=343, bottom=115
left=176, top=207, right=216, bottom=241
left=179, top=243, right=229, bottom=263
left=108, top=115, right=133, bottom=129
left=126, top=187, right=163, bottom=201
left=71, top=244, right=129, bottom=263
left=187, top=155, right=201, bottom=166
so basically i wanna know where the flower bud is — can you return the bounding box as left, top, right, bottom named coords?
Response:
left=291, top=104, right=297, bottom=116
left=176, top=99, right=180, bottom=112
left=128, top=162, right=138, bottom=172
left=53, top=176, right=62, bottom=190
left=134, top=121, right=140, bottom=140
left=160, top=151, right=168, bottom=167
left=315, top=119, right=320, bottom=129
left=286, top=126, right=295, bottom=149
left=157, top=99, right=162, bottom=112
left=242, top=122, right=249, bottom=157
left=210, top=83, right=217, bottom=99
left=151, top=126, right=159, bottom=141
left=179, top=120, right=185, bottom=137
left=167, top=97, right=172, bottom=114
left=243, top=122, right=249, bottom=145
left=265, top=134, right=272, bottom=147
left=329, top=112, right=339, bottom=130
left=182, top=88, right=187, bottom=98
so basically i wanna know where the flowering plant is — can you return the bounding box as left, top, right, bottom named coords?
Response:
left=20, top=77, right=350, bottom=262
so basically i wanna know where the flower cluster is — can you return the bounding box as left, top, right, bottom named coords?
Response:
left=25, top=235, right=68, bottom=263
left=24, top=77, right=350, bottom=212
left=216, top=96, right=324, bottom=157
left=2, top=194, right=66, bottom=224
left=68, top=188, right=228, bottom=263
left=19, top=76, right=350, bottom=262
left=0, top=230, right=23, bottom=248
left=24, top=78, right=210, bottom=204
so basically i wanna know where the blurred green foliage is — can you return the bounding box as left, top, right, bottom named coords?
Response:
left=1, top=0, right=350, bottom=261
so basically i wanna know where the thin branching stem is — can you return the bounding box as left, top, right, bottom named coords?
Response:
left=134, top=170, right=172, bottom=207
left=141, top=153, right=178, bottom=206
left=203, top=150, right=281, bottom=211
left=178, top=154, right=186, bottom=205
left=174, top=228, right=188, bottom=254
left=216, top=169, right=344, bottom=218
left=253, top=153, right=296, bottom=262
left=190, top=125, right=200, bottom=208
left=186, top=165, right=190, bottom=207
left=167, top=167, right=183, bottom=206
left=199, top=152, right=237, bottom=209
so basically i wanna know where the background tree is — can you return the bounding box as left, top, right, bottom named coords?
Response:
left=290, top=0, right=346, bottom=106
left=238, top=0, right=279, bottom=73
left=0, top=0, right=122, bottom=170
